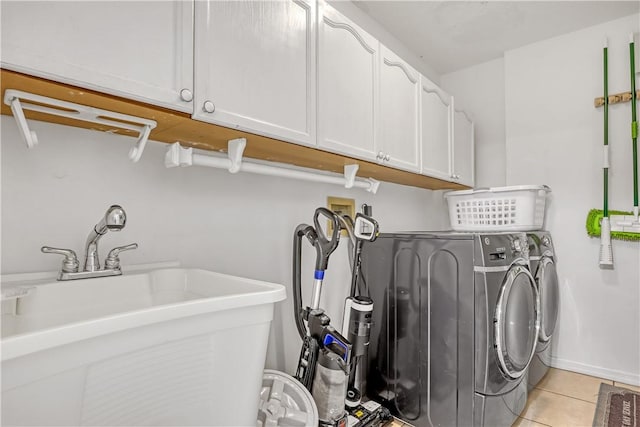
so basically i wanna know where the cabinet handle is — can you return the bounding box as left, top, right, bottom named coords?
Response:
left=384, top=154, right=390, bottom=161
left=377, top=151, right=384, bottom=160
left=452, top=174, right=460, bottom=180
left=203, top=101, right=216, bottom=113
left=180, top=88, right=193, bottom=102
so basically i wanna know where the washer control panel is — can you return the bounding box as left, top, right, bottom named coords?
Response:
left=480, top=233, right=529, bottom=265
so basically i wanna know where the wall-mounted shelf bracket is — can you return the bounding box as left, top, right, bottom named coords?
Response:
left=165, top=140, right=380, bottom=194
left=3, top=89, right=157, bottom=162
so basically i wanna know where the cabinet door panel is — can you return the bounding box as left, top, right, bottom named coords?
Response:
left=421, top=76, right=452, bottom=180
left=379, top=46, right=420, bottom=172
left=1, top=1, right=193, bottom=112
left=317, top=3, right=378, bottom=160
left=453, top=110, right=475, bottom=187
left=194, top=0, right=315, bottom=146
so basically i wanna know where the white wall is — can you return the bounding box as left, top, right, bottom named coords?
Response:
left=505, top=14, right=640, bottom=384
left=0, top=116, right=449, bottom=373
left=441, top=57, right=506, bottom=188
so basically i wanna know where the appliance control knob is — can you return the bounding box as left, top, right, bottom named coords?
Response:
left=179, top=88, right=193, bottom=102
left=203, top=100, right=215, bottom=113
left=512, top=239, right=522, bottom=252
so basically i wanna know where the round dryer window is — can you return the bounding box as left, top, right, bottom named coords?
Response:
left=537, top=257, right=559, bottom=342
left=494, top=265, right=540, bottom=380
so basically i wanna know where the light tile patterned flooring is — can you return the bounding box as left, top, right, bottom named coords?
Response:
left=514, top=368, right=640, bottom=427
left=384, top=368, right=640, bottom=427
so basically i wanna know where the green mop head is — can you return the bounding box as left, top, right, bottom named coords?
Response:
left=586, top=209, right=640, bottom=241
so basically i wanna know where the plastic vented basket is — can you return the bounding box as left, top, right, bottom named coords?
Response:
left=444, top=185, right=551, bottom=231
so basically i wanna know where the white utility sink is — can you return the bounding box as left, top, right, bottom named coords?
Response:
left=1, top=267, right=286, bottom=426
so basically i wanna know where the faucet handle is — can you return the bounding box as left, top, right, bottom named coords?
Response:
left=105, top=243, right=138, bottom=271
left=41, top=246, right=79, bottom=273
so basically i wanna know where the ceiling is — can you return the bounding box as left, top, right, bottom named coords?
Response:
left=353, top=1, right=640, bottom=75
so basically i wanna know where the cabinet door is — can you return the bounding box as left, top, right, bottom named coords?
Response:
left=0, top=1, right=194, bottom=113
left=420, top=76, right=452, bottom=181
left=379, top=45, right=421, bottom=172
left=453, top=109, right=475, bottom=187
left=317, top=2, right=378, bottom=160
left=194, top=0, right=316, bottom=146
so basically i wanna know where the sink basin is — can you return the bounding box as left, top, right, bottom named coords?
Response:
left=1, top=267, right=286, bottom=426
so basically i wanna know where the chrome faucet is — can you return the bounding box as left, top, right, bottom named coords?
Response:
left=84, top=205, right=127, bottom=272
left=42, top=205, right=138, bottom=280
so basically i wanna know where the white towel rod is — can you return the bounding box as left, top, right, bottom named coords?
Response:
left=3, top=89, right=157, bottom=162
left=165, top=139, right=380, bottom=194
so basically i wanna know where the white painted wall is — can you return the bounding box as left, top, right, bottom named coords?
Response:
left=441, top=57, right=506, bottom=188
left=0, top=116, right=449, bottom=374
left=505, top=14, right=640, bottom=384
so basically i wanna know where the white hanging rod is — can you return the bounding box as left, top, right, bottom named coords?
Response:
left=3, top=89, right=157, bottom=162
left=165, top=139, right=381, bottom=194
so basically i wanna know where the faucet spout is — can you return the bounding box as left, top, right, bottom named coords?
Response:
left=83, top=205, right=126, bottom=271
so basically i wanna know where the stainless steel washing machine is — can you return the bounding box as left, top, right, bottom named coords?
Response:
left=360, top=232, right=539, bottom=427
left=526, top=231, right=559, bottom=390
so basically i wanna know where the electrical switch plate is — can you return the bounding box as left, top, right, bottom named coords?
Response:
left=327, top=196, right=355, bottom=236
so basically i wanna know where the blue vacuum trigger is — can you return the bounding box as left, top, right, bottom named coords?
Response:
left=323, top=333, right=349, bottom=362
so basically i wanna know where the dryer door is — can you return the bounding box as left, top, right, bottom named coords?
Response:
left=494, top=265, right=540, bottom=380
left=536, top=256, right=559, bottom=342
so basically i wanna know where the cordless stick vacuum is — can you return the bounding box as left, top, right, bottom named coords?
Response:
left=293, top=207, right=352, bottom=427
left=339, top=208, right=390, bottom=427
left=342, top=211, right=379, bottom=407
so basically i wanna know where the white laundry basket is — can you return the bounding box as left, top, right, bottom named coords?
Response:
left=444, top=185, right=551, bottom=231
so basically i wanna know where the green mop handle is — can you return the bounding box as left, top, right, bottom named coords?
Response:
left=630, top=34, right=638, bottom=215
left=604, top=39, right=609, bottom=218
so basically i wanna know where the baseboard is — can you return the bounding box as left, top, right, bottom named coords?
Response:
left=550, top=356, right=640, bottom=386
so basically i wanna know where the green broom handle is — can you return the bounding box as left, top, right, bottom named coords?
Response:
left=631, top=35, right=638, bottom=209
left=604, top=42, right=609, bottom=217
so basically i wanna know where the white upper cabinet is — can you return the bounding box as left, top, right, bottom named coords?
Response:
left=420, top=75, right=452, bottom=181
left=194, top=0, right=316, bottom=146
left=453, top=110, right=475, bottom=186
left=0, top=1, right=194, bottom=113
left=317, top=2, right=378, bottom=160
left=378, top=45, right=421, bottom=173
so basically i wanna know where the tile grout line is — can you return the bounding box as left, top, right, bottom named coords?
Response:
left=534, top=387, right=600, bottom=405
left=517, top=414, right=554, bottom=427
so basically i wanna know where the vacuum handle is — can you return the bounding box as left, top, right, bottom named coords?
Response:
left=321, top=328, right=351, bottom=363
left=308, top=310, right=352, bottom=363
left=312, top=207, right=341, bottom=271
left=354, top=213, right=380, bottom=242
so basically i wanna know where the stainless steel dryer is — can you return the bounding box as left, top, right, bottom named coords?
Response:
left=526, top=231, right=559, bottom=390
left=360, top=232, right=540, bottom=427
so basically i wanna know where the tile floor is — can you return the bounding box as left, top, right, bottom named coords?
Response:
left=384, top=368, right=640, bottom=427
left=514, top=368, right=640, bottom=427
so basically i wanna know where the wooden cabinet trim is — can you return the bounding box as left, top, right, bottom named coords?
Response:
left=0, top=69, right=468, bottom=191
